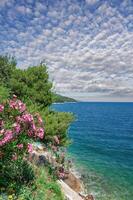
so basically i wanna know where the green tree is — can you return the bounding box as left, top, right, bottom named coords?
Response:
left=10, top=63, right=53, bottom=107
left=0, top=55, right=16, bottom=86
left=0, top=85, right=10, bottom=103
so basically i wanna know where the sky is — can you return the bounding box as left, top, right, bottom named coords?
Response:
left=0, top=0, right=133, bottom=102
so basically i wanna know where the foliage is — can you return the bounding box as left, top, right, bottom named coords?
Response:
left=17, top=166, right=64, bottom=200
left=0, top=54, right=74, bottom=145
left=10, top=64, right=53, bottom=107
left=0, top=96, right=44, bottom=154
left=0, top=54, right=74, bottom=199
left=26, top=101, right=74, bottom=146
left=0, top=160, right=34, bottom=192
left=0, top=55, right=16, bottom=86
left=53, top=93, right=76, bottom=103
left=47, top=144, right=73, bottom=180
left=0, top=96, right=44, bottom=192
left=44, top=110, right=74, bottom=145
left=0, top=86, right=10, bottom=103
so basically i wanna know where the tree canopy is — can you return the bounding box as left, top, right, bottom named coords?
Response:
left=10, top=64, right=53, bottom=107
left=0, top=55, right=74, bottom=145
left=0, top=55, right=16, bottom=86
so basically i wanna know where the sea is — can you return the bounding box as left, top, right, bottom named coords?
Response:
left=53, top=102, right=133, bottom=200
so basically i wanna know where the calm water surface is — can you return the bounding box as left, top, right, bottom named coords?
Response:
left=53, top=102, right=133, bottom=200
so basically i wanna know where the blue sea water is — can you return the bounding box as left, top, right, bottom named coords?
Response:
left=53, top=102, right=133, bottom=200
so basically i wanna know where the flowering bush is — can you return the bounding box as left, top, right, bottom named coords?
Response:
left=0, top=95, right=44, bottom=161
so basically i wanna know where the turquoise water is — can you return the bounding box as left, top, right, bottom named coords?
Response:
left=53, top=102, right=133, bottom=200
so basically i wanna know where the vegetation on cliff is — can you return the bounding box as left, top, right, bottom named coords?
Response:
left=53, top=93, right=76, bottom=103
left=0, top=55, right=74, bottom=199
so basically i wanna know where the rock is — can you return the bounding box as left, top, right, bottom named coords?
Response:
left=37, top=155, right=47, bottom=165
left=79, top=193, right=94, bottom=200
left=29, top=149, right=95, bottom=200
left=64, top=172, right=82, bottom=193
left=84, top=194, right=94, bottom=200
left=58, top=180, right=83, bottom=200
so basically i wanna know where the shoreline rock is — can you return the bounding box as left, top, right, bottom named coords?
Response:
left=30, top=143, right=94, bottom=200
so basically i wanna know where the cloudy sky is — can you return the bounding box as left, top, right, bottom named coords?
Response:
left=0, top=0, right=133, bottom=101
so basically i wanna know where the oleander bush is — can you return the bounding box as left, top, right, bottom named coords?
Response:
left=0, top=95, right=44, bottom=192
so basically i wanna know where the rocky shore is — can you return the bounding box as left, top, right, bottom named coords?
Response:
left=30, top=143, right=94, bottom=200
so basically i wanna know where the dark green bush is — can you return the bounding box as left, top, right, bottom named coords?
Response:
left=0, top=55, right=16, bottom=86
left=0, top=159, right=34, bottom=192
left=10, top=64, right=53, bottom=107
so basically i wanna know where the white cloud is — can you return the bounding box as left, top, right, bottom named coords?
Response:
left=0, top=0, right=133, bottom=101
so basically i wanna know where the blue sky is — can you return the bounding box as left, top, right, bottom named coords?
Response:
left=0, top=0, right=133, bottom=101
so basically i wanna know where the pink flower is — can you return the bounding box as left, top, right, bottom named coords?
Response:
left=9, top=99, right=16, bottom=109
left=27, top=143, right=33, bottom=153
left=9, top=99, right=26, bottom=113
left=0, top=104, right=4, bottom=112
left=27, top=130, right=34, bottom=137
left=13, top=94, right=17, bottom=99
left=36, top=127, right=44, bottom=139
left=22, top=113, right=33, bottom=123
left=17, top=100, right=26, bottom=113
left=58, top=172, right=65, bottom=179
left=0, top=129, right=5, bottom=135
left=0, top=130, right=13, bottom=147
left=13, top=123, right=21, bottom=134
left=17, top=143, right=23, bottom=149
left=31, top=122, right=36, bottom=131
left=12, top=153, right=18, bottom=161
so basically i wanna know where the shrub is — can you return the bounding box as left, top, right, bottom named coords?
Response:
left=0, top=55, right=16, bottom=86
left=0, top=95, right=44, bottom=191
left=0, top=85, right=10, bottom=103
left=10, top=63, right=53, bottom=107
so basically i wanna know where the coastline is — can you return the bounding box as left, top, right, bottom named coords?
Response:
left=31, top=142, right=94, bottom=200
left=53, top=102, right=77, bottom=104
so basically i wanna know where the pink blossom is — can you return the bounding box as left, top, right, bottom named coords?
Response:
left=58, top=172, right=65, bottom=179
left=31, top=122, right=36, bottom=131
left=9, top=99, right=17, bottom=109
left=36, top=127, right=44, bottom=139
left=17, top=143, right=23, bottom=149
left=22, top=113, right=33, bottom=123
left=12, top=153, right=18, bottom=161
left=9, top=99, right=26, bottom=113
left=27, top=143, right=33, bottom=153
left=17, top=100, right=26, bottom=113
left=13, top=123, right=21, bottom=134
left=13, top=94, right=17, bottom=99
left=16, top=116, right=22, bottom=123
left=0, top=104, right=4, bottom=112
left=27, top=130, right=34, bottom=137
left=0, top=130, right=13, bottom=147
left=0, top=129, right=5, bottom=135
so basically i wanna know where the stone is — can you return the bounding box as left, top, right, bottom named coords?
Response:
left=64, top=172, right=82, bottom=193
left=37, top=155, right=47, bottom=165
